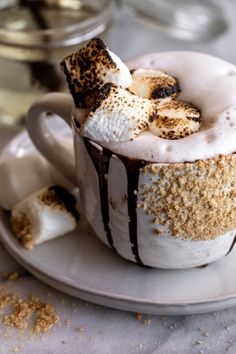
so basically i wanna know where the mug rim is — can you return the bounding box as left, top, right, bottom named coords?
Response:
left=71, top=114, right=226, bottom=166
left=71, top=114, right=156, bottom=164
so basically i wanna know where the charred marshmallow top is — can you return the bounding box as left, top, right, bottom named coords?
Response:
left=64, top=46, right=236, bottom=163
left=73, top=51, right=236, bottom=163
left=61, top=38, right=132, bottom=109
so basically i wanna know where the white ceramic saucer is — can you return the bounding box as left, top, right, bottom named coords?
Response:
left=1, top=117, right=236, bottom=315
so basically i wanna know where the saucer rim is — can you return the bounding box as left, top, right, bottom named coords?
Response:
left=1, top=210, right=236, bottom=315
left=1, top=119, right=236, bottom=315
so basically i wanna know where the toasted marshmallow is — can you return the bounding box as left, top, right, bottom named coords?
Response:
left=128, top=68, right=180, bottom=100
left=82, top=83, right=158, bottom=142
left=149, top=100, right=202, bottom=139
left=10, top=186, right=79, bottom=250
left=61, top=38, right=132, bottom=108
left=0, top=155, right=52, bottom=210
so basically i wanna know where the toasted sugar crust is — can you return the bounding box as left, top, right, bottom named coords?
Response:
left=159, top=100, right=201, bottom=119
left=149, top=100, right=201, bottom=139
left=129, top=68, right=181, bottom=99
left=61, top=38, right=120, bottom=108
left=83, top=84, right=158, bottom=142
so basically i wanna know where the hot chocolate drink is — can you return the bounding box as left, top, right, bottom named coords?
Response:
left=27, top=39, right=236, bottom=268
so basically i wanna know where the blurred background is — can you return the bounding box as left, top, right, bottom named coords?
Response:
left=0, top=0, right=234, bottom=126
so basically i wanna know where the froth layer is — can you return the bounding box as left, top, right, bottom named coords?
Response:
left=74, top=51, right=236, bottom=163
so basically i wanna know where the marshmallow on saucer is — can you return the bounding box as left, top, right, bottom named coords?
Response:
left=61, top=38, right=132, bottom=108
left=82, top=83, right=158, bottom=142
left=10, top=185, right=79, bottom=250
left=0, top=155, right=51, bottom=210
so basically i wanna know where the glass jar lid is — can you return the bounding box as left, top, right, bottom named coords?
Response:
left=0, top=0, right=114, bottom=48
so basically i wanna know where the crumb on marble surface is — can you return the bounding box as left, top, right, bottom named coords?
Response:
left=0, top=291, right=16, bottom=310
left=29, top=296, right=59, bottom=334
left=3, top=272, right=20, bottom=282
left=4, top=301, right=31, bottom=331
left=135, top=312, right=142, bottom=321
left=77, top=326, right=85, bottom=333
left=65, top=319, right=71, bottom=329
left=144, top=319, right=151, bottom=326
left=0, top=286, right=59, bottom=335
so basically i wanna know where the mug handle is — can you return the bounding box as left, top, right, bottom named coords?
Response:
left=26, top=92, right=77, bottom=185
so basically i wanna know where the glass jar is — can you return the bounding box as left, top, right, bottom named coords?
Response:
left=0, top=0, right=114, bottom=125
left=120, top=0, right=227, bottom=41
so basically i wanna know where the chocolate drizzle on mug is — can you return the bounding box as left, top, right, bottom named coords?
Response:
left=83, top=138, right=115, bottom=251
left=196, top=264, right=208, bottom=269
left=226, top=234, right=236, bottom=255
left=118, top=156, right=147, bottom=265
left=83, top=137, right=146, bottom=265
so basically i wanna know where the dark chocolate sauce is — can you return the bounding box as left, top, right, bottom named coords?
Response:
left=83, top=137, right=147, bottom=265
left=118, top=156, right=147, bottom=265
left=196, top=264, right=208, bottom=269
left=226, top=234, right=236, bottom=255
left=49, top=186, right=80, bottom=221
left=83, top=138, right=115, bottom=251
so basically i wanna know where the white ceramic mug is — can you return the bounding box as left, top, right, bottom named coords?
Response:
left=26, top=92, right=236, bottom=269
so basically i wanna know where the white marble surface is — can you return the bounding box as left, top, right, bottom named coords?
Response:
left=1, top=1, right=236, bottom=352
left=1, top=244, right=236, bottom=354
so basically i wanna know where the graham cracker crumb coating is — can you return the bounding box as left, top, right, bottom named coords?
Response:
left=10, top=212, right=33, bottom=250
left=140, top=154, right=236, bottom=241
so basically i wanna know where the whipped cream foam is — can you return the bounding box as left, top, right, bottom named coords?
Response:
left=75, top=51, right=236, bottom=163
